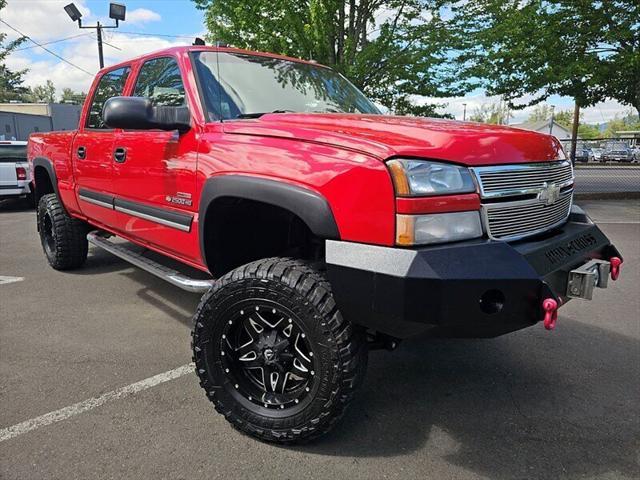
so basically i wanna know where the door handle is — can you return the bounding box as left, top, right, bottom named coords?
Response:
left=77, top=146, right=86, bottom=159
left=113, top=147, right=127, bottom=163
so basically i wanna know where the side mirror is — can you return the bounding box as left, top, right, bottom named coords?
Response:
left=102, top=96, right=191, bottom=133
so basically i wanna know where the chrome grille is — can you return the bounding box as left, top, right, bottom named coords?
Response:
left=483, top=192, right=572, bottom=240
left=472, top=161, right=574, bottom=241
left=474, top=160, right=573, bottom=198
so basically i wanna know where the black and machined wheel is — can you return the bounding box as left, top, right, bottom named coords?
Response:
left=192, top=258, right=368, bottom=443
left=37, top=193, right=89, bottom=270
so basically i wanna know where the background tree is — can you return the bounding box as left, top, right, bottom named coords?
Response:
left=554, top=110, right=574, bottom=128
left=192, top=0, right=460, bottom=116
left=468, top=101, right=512, bottom=124
left=527, top=104, right=553, bottom=123
left=28, top=80, right=56, bottom=103
left=447, top=0, right=639, bottom=115
left=603, top=113, right=640, bottom=138
left=446, top=0, right=640, bottom=160
left=0, top=0, right=28, bottom=102
left=60, top=88, right=87, bottom=105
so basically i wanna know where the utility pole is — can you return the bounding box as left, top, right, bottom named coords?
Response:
left=549, top=105, right=555, bottom=135
left=95, top=22, right=104, bottom=69
left=462, top=103, right=467, bottom=121
left=570, top=102, right=580, bottom=166
left=64, top=3, right=126, bottom=69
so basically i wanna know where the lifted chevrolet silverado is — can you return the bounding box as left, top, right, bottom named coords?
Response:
left=28, top=46, right=623, bottom=443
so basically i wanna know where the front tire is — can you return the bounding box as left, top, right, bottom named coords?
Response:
left=37, top=193, right=88, bottom=270
left=192, top=257, right=368, bottom=444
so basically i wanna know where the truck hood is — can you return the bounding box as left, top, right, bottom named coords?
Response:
left=221, top=113, right=565, bottom=166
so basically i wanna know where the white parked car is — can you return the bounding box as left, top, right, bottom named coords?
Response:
left=0, top=141, right=33, bottom=204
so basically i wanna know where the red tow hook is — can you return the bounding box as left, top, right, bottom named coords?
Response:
left=610, top=257, right=622, bottom=281
left=542, top=298, right=559, bottom=330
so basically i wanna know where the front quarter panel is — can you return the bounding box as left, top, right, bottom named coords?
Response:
left=197, top=129, right=396, bottom=246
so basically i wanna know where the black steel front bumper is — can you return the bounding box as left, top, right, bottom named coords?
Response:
left=326, top=206, right=621, bottom=339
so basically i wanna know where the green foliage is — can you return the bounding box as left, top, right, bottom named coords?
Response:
left=393, top=97, right=453, bottom=118
left=192, top=0, right=459, bottom=116
left=446, top=0, right=640, bottom=115
left=554, top=110, right=574, bottom=128
left=603, top=113, right=640, bottom=138
left=577, top=124, right=601, bottom=140
left=27, top=80, right=56, bottom=103
left=0, top=0, right=29, bottom=102
left=527, top=104, right=553, bottom=123
left=60, top=88, right=87, bottom=105
left=468, top=102, right=512, bottom=124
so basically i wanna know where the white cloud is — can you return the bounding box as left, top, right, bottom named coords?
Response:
left=4, top=31, right=193, bottom=95
left=125, top=8, right=161, bottom=25
left=2, top=0, right=92, bottom=42
left=2, top=0, right=196, bottom=96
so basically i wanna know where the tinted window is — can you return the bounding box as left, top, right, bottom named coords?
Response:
left=0, top=144, right=27, bottom=163
left=86, top=67, right=131, bottom=129
left=193, top=52, right=380, bottom=121
left=133, top=57, right=186, bottom=106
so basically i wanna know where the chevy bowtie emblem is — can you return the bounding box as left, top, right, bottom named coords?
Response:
left=538, top=182, right=561, bottom=205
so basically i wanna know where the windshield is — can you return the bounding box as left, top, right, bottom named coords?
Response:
left=193, top=51, right=380, bottom=121
left=0, top=144, right=27, bottom=163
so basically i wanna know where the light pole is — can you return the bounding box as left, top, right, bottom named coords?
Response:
left=549, top=105, right=555, bottom=135
left=462, top=103, right=467, bottom=121
left=64, top=3, right=126, bottom=69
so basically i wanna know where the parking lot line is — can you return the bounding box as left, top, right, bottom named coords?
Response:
left=0, top=276, right=24, bottom=285
left=0, top=363, right=194, bottom=443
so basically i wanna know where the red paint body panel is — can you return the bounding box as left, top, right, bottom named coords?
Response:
left=396, top=194, right=481, bottom=214
left=27, top=46, right=566, bottom=274
left=223, top=113, right=566, bottom=165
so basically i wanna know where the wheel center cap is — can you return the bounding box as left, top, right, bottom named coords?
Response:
left=263, top=348, right=275, bottom=362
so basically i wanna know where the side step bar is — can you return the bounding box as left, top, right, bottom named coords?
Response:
left=87, top=232, right=215, bottom=293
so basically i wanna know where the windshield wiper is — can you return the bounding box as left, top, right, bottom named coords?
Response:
left=236, top=109, right=295, bottom=119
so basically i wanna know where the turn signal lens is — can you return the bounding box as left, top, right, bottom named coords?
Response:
left=396, top=211, right=483, bottom=246
left=387, top=160, right=411, bottom=196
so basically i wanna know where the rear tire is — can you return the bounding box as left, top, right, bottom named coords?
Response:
left=37, top=193, right=88, bottom=270
left=192, top=257, right=368, bottom=444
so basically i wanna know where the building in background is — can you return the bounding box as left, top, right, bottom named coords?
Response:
left=511, top=120, right=573, bottom=142
left=615, top=130, right=639, bottom=147
left=0, top=103, right=81, bottom=141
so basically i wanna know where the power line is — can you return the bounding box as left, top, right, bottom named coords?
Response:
left=0, top=19, right=94, bottom=76
left=14, top=33, right=91, bottom=52
left=90, top=35, right=121, bottom=51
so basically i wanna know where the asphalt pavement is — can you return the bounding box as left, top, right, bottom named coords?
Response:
left=1, top=199, right=639, bottom=480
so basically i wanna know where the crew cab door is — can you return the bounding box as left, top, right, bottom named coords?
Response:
left=110, top=56, right=199, bottom=262
left=74, top=66, right=130, bottom=225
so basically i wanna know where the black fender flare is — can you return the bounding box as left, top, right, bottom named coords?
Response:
left=32, top=157, right=62, bottom=203
left=199, top=175, right=340, bottom=267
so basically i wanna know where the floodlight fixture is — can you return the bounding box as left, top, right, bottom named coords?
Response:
left=109, top=3, right=126, bottom=22
left=64, top=3, right=82, bottom=22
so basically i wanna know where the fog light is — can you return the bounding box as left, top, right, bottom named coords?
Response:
left=479, top=289, right=505, bottom=315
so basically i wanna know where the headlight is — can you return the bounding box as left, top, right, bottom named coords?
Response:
left=387, top=159, right=476, bottom=196
left=397, top=211, right=483, bottom=246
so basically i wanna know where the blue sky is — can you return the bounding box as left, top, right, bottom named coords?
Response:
left=1, top=0, right=630, bottom=123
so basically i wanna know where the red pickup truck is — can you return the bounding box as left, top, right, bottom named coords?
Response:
left=28, top=45, right=622, bottom=443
